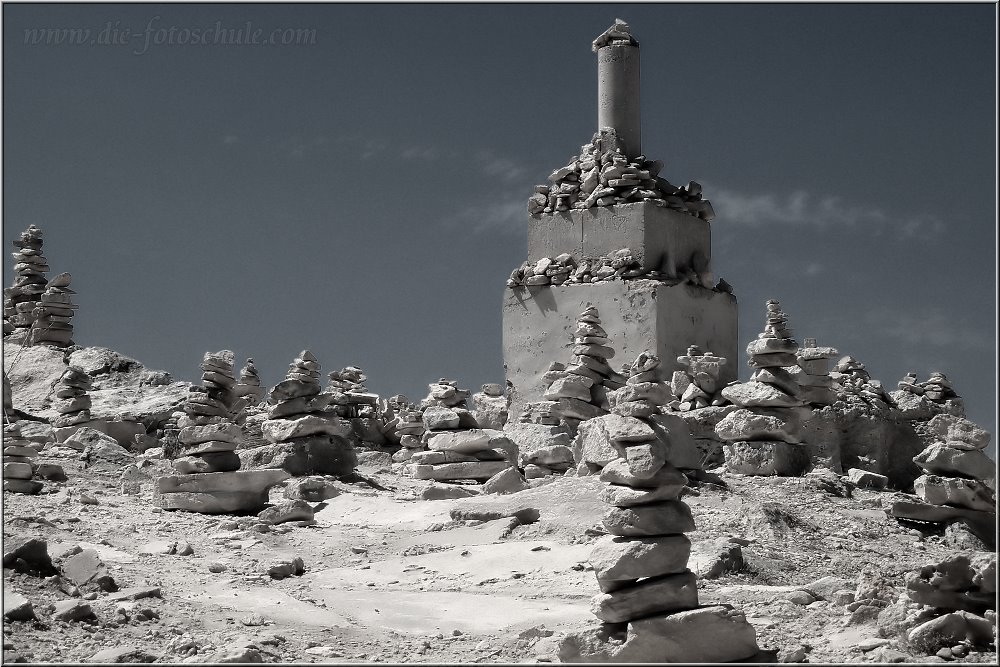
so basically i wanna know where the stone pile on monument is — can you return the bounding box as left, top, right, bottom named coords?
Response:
left=155, top=350, right=289, bottom=513
left=717, top=301, right=813, bottom=476
left=3, top=224, right=48, bottom=335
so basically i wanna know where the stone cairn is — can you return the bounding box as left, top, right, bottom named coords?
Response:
left=155, top=350, right=288, bottom=513
left=52, top=366, right=93, bottom=428
left=471, top=383, right=508, bottom=429
left=786, top=338, right=838, bottom=407
left=327, top=365, right=378, bottom=418
left=830, top=355, right=890, bottom=406
left=890, top=413, right=995, bottom=544
left=717, top=300, right=812, bottom=476
left=3, top=422, right=44, bottom=495
left=528, top=128, right=713, bottom=221
left=668, top=345, right=728, bottom=411
left=233, top=357, right=264, bottom=405
left=897, top=371, right=959, bottom=403
left=561, top=353, right=759, bottom=661
left=407, top=379, right=514, bottom=483
left=260, top=351, right=357, bottom=476
left=3, top=224, right=48, bottom=335
left=389, top=396, right=426, bottom=464
left=29, top=273, right=77, bottom=347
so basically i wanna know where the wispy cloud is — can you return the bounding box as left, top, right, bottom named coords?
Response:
left=814, top=307, right=994, bottom=354
left=475, top=151, right=527, bottom=182
left=708, top=186, right=946, bottom=239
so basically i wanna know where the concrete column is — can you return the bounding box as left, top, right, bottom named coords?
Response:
left=596, top=40, right=641, bottom=159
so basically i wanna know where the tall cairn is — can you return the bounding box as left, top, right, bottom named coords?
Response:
left=4, top=225, right=49, bottom=335
left=52, top=366, right=94, bottom=427
left=30, top=273, right=78, bottom=347
left=155, top=350, right=289, bottom=513
left=233, top=357, right=264, bottom=405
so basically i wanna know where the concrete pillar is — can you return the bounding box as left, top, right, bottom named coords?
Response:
left=596, top=36, right=641, bottom=159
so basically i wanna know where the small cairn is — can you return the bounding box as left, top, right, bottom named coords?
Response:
left=668, top=345, right=728, bottom=411
left=3, top=422, right=44, bottom=494
left=51, top=366, right=93, bottom=427
left=787, top=338, right=839, bottom=406
left=890, top=414, right=995, bottom=546
left=896, top=371, right=960, bottom=403
left=327, top=366, right=378, bottom=418
left=577, top=352, right=704, bottom=475
left=560, top=357, right=759, bottom=660
left=29, top=273, right=77, bottom=347
left=260, top=351, right=356, bottom=476
left=389, top=396, right=426, bottom=463
left=717, top=301, right=812, bottom=476
left=527, top=127, right=714, bottom=222
left=3, top=224, right=48, bottom=334
left=471, top=383, right=508, bottom=430
left=155, top=350, right=288, bottom=513
left=233, top=357, right=264, bottom=405
left=408, top=379, right=514, bottom=483
left=507, top=248, right=656, bottom=288
left=830, top=355, right=890, bottom=406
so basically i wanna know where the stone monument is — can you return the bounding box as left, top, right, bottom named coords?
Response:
left=502, top=20, right=738, bottom=424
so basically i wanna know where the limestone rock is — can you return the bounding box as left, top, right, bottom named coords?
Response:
left=913, top=443, right=994, bottom=480
left=914, top=474, right=995, bottom=511
left=589, top=534, right=691, bottom=591
left=721, top=381, right=804, bottom=408
left=284, top=476, right=341, bottom=502
left=714, top=408, right=800, bottom=444
left=261, top=414, right=350, bottom=442
left=598, top=481, right=683, bottom=507
left=427, top=429, right=491, bottom=453
left=258, top=499, right=314, bottom=525
left=926, top=414, right=990, bottom=450
left=602, top=501, right=696, bottom=537
left=591, top=570, right=699, bottom=622
left=847, top=468, right=888, bottom=489
left=599, top=458, right=688, bottom=490
left=410, top=460, right=511, bottom=481
left=907, top=611, right=994, bottom=652
left=3, top=590, right=35, bottom=621
left=723, top=440, right=810, bottom=476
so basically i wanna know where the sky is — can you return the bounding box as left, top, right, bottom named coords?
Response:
left=2, top=2, right=997, bottom=443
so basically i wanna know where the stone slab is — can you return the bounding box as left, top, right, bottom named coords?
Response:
left=154, top=469, right=289, bottom=495
left=723, top=440, right=811, bottom=476
left=589, top=534, right=691, bottom=591
left=410, top=460, right=511, bottom=481
left=591, top=570, right=699, bottom=622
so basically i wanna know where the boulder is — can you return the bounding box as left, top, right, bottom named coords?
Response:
left=261, top=414, right=350, bottom=442
left=926, top=414, right=990, bottom=450
left=3, top=590, right=35, bottom=621
left=598, top=481, right=683, bottom=507
left=482, top=467, right=529, bottom=495
left=723, top=441, right=810, bottom=476
left=599, top=458, right=688, bottom=490
left=714, top=408, right=801, bottom=444
left=847, top=468, right=888, bottom=489
left=61, top=548, right=117, bottom=592
left=907, top=611, right=994, bottom=652
left=420, top=484, right=480, bottom=500
left=283, top=476, right=341, bottom=502
left=913, top=444, right=994, bottom=480
left=914, top=474, right=995, bottom=511
left=648, top=414, right=703, bottom=470
left=422, top=406, right=461, bottom=431
left=576, top=418, right=619, bottom=467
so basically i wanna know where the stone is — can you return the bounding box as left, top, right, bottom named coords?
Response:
left=35, top=463, right=67, bottom=481
left=599, top=458, right=688, bottom=489
left=598, top=481, right=683, bottom=507
left=3, top=478, right=43, bottom=494
left=410, top=460, right=510, bottom=481
left=3, top=590, right=35, bottom=621
left=422, top=406, right=462, bottom=430
left=907, top=611, right=994, bottom=652
left=525, top=444, right=575, bottom=466
left=690, top=538, right=745, bottom=579
left=558, top=397, right=607, bottom=421
left=283, top=476, right=341, bottom=502
left=2, top=537, right=56, bottom=574
left=647, top=414, right=704, bottom=470
left=847, top=468, right=888, bottom=489
left=61, top=548, right=117, bottom=592
left=577, top=418, right=620, bottom=467
left=714, top=408, right=800, bottom=444
left=891, top=501, right=995, bottom=547
left=85, top=647, right=157, bottom=663
left=427, top=429, right=491, bottom=453
left=258, top=500, right=314, bottom=525
left=804, top=576, right=854, bottom=601
left=601, top=413, right=656, bottom=443
left=421, top=484, right=480, bottom=500
left=155, top=469, right=289, bottom=495
left=178, top=422, right=241, bottom=445
left=913, top=444, right=994, bottom=480
left=623, top=440, right=668, bottom=478
left=723, top=440, right=811, bottom=476
left=267, top=557, right=305, bottom=580
left=52, top=599, right=96, bottom=622
left=2, top=462, right=33, bottom=479
left=721, top=381, right=804, bottom=408
left=159, top=490, right=271, bottom=514
left=544, top=375, right=595, bottom=402
left=557, top=605, right=759, bottom=663
left=914, top=474, right=995, bottom=511
left=172, top=451, right=241, bottom=474
left=603, top=501, right=695, bottom=537
left=926, top=415, right=990, bottom=450
left=63, top=426, right=120, bottom=452
left=261, top=414, right=350, bottom=442
left=591, top=570, right=699, bottom=622
left=481, top=467, right=529, bottom=495
left=589, top=535, right=691, bottom=591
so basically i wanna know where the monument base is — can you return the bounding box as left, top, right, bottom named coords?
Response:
left=502, top=280, right=737, bottom=422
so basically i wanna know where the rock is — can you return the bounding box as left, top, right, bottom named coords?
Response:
left=623, top=441, right=668, bottom=479
left=777, top=645, right=808, bottom=662
left=721, top=381, right=804, bottom=408
left=35, top=463, right=67, bottom=482
left=481, top=467, right=529, bottom=495
left=3, top=590, right=35, bottom=621
left=891, top=501, right=995, bottom=548
left=690, top=538, right=745, bottom=579
left=3, top=479, right=43, bottom=494
left=914, top=474, right=995, bottom=511
left=155, top=469, right=289, bottom=495
left=602, top=501, right=696, bottom=537
left=283, top=476, right=341, bottom=502
left=85, top=647, right=157, bottom=663
left=427, top=430, right=491, bottom=453
left=847, top=468, right=888, bottom=489
left=589, top=535, right=691, bottom=591
left=410, top=460, right=510, bottom=481
left=267, top=557, right=305, bottom=580
left=525, top=444, right=575, bottom=466
left=905, top=555, right=995, bottom=613
left=943, top=520, right=991, bottom=551
left=557, top=605, right=759, bottom=663
left=599, top=458, right=688, bottom=490
left=52, top=599, right=96, bottom=622
left=2, top=461, right=33, bottom=479
left=647, top=414, right=703, bottom=470
left=212, top=647, right=264, bottom=663
left=450, top=506, right=540, bottom=524
left=61, top=548, right=117, bottom=592
left=804, top=575, right=853, bottom=601
left=590, top=570, right=699, bottom=622
left=913, top=443, right=994, bottom=480
left=907, top=611, right=994, bottom=652
left=106, top=586, right=162, bottom=601
left=714, top=408, right=800, bottom=443
left=158, top=490, right=272, bottom=514
left=598, top=481, right=683, bottom=507
left=2, top=537, right=56, bottom=575
left=784, top=589, right=817, bottom=605
left=172, top=452, right=241, bottom=474
left=723, top=440, right=810, bottom=476
left=600, top=413, right=656, bottom=443
left=258, top=499, right=314, bottom=524
left=577, top=418, right=620, bottom=467
left=178, top=421, right=242, bottom=445
left=421, top=484, right=480, bottom=500
left=422, top=406, right=462, bottom=430
left=926, top=414, right=991, bottom=450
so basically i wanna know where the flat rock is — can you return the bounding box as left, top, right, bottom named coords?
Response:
left=411, top=460, right=510, bottom=481
left=598, top=481, right=683, bottom=507
left=481, top=467, right=529, bottom=495
left=503, top=423, right=572, bottom=455
left=557, top=397, right=607, bottom=421
left=422, top=406, right=461, bottom=430
left=723, top=440, right=811, bottom=476
left=420, top=484, right=480, bottom=500
left=283, top=476, right=341, bottom=502
left=690, top=538, right=745, bottom=580
left=52, top=599, right=96, bottom=622
left=158, top=490, right=272, bottom=514
left=262, top=414, right=350, bottom=442
left=599, top=458, right=687, bottom=490
left=85, top=647, right=157, bottom=663
left=558, top=605, right=759, bottom=663
left=589, top=535, right=691, bottom=591
left=926, top=414, right=990, bottom=450
left=525, top=444, right=575, bottom=466
left=914, top=474, right=995, bottom=511
left=591, top=570, right=698, bottom=622
left=544, top=375, right=595, bottom=402
left=3, top=461, right=33, bottom=479
left=577, top=418, right=619, bottom=467
left=714, top=408, right=801, bottom=443
left=721, top=381, right=805, bottom=408
left=268, top=557, right=305, bottom=580
left=155, top=469, right=290, bottom=495
left=648, top=414, right=703, bottom=470
left=3, top=478, right=44, bottom=494
left=61, top=548, right=116, bottom=592
left=3, top=590, right=35, bottom=621
left=907, top=611, right=994, bottom=652
left=913, top=444, right=994, bottom=480
left=3, top=537, right=55, bottom=574
left=172, top=451, right=241, bottom=474
left=603, top=501, right=696, bottom=537
left=847, top=468, right=888, bottom=489
left=427, top=429, right=491, bottom=453
left=258, top=499, right=314, bottom=524
left=178, top=422, right=241, bottom=445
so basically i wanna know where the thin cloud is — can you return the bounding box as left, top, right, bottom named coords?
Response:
left=709, top=186, right=946, bottom=239
left=814, top=307, right=994, bottom=354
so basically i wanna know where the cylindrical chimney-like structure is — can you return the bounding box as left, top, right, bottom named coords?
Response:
left=595, top=21, right=640, bottom=159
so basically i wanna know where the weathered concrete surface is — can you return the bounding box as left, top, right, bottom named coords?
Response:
left=527, top=202, right=711, bottom=276
left=502, top=279, right=737, bottom=420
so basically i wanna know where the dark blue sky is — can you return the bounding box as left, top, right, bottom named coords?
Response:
left=3, top=3, right=996, bottom=440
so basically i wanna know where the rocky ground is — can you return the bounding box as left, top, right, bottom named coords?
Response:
left=4, top=447, right=996, bottom=664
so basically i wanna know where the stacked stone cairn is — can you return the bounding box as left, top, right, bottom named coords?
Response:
left=668, top=345, right=728, bottom=411
left=471, top=383, right=508, bottom=430
left=233, top=357, right=264, bottom=405
left=29, top=273, right=78, bottom=347
left=389, top=396, right=426, bottom=463
left=259, top=351, right=357, bottom=476
left=327, top=366, right=377, bottom=418
left=3, top=225, right=48, bottom=335
left=561, top=355, right=759, bottom=660
left=408, top=379, right=514, bottom=483
left=507, top=248, right=651, bottom=288
left=897, top=371, right=960, bottom=403
left=51, top=366, right=94, bottom=428
left=786, top=338, right=838, bottom=406
left=527, top=127, right=714, bottom=222
left=891, top=414, right=995, bottom=545
left=3, top=422, right=44, bottom=494
left=155, top=350, right=289, bottom=513
left=717, top=300, right=813, bottom=476
left=830, top=355, right=890, bottom=405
